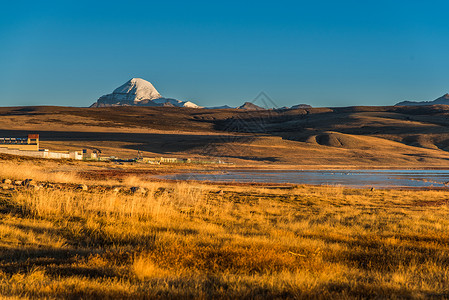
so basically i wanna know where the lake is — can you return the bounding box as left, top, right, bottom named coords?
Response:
left=160, top=169, right=449, bottom=188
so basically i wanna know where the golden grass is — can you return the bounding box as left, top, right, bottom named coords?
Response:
left=0, top=160, right=79, bottom=184
left=0, top=161, right=449, bottom=298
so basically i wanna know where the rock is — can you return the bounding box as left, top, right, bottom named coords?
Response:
left=2, top=179, right=12, bottom=185
left=27, top=184, right=40, bottom=191
left=112, top=187, right=121, bottom=193
left=77, top=184, right=88, bottom=191
left=24, top=180, right=39, bottom=190
left=1, top=185, right=12, bottom=190
left=13, top=180, right=23, bottom=186
left=130, top=186, right=147, bottom=194
left=22, top=179, right=33, bottom=186
left=44, top=183, right=54, bottom=189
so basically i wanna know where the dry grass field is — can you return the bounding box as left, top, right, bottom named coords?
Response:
left=0, top=158, right=448, bottom=298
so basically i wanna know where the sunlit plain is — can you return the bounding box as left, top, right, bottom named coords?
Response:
left=0, top=159, right=448, bottom=298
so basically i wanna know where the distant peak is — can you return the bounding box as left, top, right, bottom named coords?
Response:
left=437, top=93, right=449, bottom=100
left=91, top=78, right=201, bottom=108
left=237, top=102, right=265, bottom=110
left=112, top=78, right=161, bottom=102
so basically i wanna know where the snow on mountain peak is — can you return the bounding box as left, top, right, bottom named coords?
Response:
left=112, top=78, right=161, bottom=103
left=91, top=78, right=201, bottom=108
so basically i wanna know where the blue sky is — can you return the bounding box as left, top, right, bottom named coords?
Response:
left=1, top=0, right=449, bottom=108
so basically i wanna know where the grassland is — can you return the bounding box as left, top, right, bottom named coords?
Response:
left=0, top=158, right=449, bottom=298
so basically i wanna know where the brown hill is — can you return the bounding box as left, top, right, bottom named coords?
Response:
left=237, top=102, right=265, bottom=110
left=3, top=105, right=449, bottom=167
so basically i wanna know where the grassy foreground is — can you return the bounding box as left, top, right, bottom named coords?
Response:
left=0, top=160, right=449, bottom=298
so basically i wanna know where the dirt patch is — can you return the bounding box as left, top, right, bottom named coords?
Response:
left=411, top=199, right=449, bottom=207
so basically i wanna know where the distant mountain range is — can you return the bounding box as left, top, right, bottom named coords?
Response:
left=90, top=78, right=312, bottom=110
left=395, top=94, right=449, bottom=106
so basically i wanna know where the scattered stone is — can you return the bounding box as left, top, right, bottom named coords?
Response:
left=25, top=181, right=39, bottom=190
left=27, top=184, right=40, bottom=191
left=13, top=180, right=23, bottom=186
left=112, top=187, right=121, bottom=193
left=77, top=184, right=88, bottom=191
left=22, top=179, right=33, bottom=186
left=1, top=185, right=12, bottom=190
left=44, top=183, right=54, bottom=189
left=2, top=179, right=12, bottom=185
left=216, top=190, right=224, bottom=195
left=130, top=186, right=147, bottom=194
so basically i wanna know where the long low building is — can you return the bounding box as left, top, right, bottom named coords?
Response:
left=0, top=134, right=83, bottom=160
left=0, top=134, right=39, bottom=151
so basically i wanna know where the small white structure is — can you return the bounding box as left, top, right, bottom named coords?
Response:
left=0, top=147, right=83, bottom=160
left=69, top=151, right=83, bottom=160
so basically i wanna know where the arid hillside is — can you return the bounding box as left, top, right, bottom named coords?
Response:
left=3, top=105, right=449, bottom=167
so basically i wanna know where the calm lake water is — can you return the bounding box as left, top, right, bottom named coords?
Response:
left=160, top=170, right=449, bottom=188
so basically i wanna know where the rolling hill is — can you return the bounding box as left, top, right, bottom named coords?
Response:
left=2, top=105, right=449, bottom=167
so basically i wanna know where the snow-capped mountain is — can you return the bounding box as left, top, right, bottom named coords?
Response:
left=90, top=78, right=201, bottom=108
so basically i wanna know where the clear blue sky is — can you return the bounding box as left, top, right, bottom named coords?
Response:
left=1, top=0, right=449, bottom=108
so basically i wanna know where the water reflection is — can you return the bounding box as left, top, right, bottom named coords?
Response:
left=160, top=170, right=449, bottom=188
